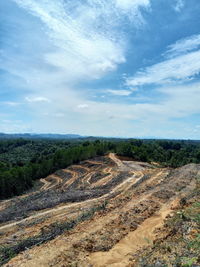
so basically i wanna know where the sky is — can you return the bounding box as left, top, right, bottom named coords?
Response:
left=0, top=0, right=200, bottom=139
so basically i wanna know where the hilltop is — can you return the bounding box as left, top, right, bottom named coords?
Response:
left=0, top=133, right=82, bottom=140
left=0, top=152, right=199, bottom=266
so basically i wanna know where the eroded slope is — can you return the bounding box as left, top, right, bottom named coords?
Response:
left=0, top=154, right=199, bottom=266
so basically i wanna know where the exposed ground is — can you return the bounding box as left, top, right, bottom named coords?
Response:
left=0, top=153, right=199, bottom=266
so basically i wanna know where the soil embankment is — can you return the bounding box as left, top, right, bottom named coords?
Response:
left=0, top=154, right=199, bottom=267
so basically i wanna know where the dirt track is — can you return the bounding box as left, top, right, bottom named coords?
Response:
left=0, top=154, right=142, bottom=232
left=1, top=154, right=199, bottom=267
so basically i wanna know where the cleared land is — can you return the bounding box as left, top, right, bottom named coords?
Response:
left=0, top=153, right=199, bottom=266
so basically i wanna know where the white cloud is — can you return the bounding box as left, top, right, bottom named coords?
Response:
left=174, top=0, right=184, bottom=12
left=12, top=0, right=150, bottom=82
left=156, top=82, right=200, bottom=118
left=8, top=81, right=199, bottom=138
left=3, top=0, right=200, bottom=139
left=77, top=104, right=89, bottom=109
left=165, top=34, right=200, bottom=58
left=0, top=119, right=31, bottom=133
left=25, top=96, right=51, bottom=103
left=127, top=47, right=200, bottom=87
left=127, top=34, right=200, bottom=87
left=115, top=0, right=150, bottom=22
left=115, top=0, right=150, bottom=10
left=107, top=89, right=132, bottom=96
left=2, top=101, right=21, bottom=106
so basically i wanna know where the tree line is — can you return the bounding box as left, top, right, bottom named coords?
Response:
left=114, top=139, right=200, bottom=167
left=1, top=138, right=200, bottom=199
left=0, top=139, right=73, bottom=168
left=0, top=141, right=112, bottom=199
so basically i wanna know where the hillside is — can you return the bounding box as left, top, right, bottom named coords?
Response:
left=0, top=133, right=82, bottom=140
left=0, top=153, right=199, bottom=266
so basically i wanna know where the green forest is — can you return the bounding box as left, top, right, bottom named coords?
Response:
left=0, top=139, right=112, bottom=199
left=1, top=138, right=200, bottom=199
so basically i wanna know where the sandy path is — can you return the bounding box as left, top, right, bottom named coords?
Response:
left=0, top=155, right=158, bottom=233
left=80, top=171, right=94, bottom=186
left=6, top=204, right=124, bottom=267
left=89, top=175, right=195, bottom=267
left=72, top=165, right=90, bottom=172
left=91, top=167, right=116, bottom=188
left=4, top=169, right=172, bottom=267
left=40, top=178, right=51, bottom=191
left=85, top=160, right=103, bottom=165
left=46, top=175, right=63, bottom=190
left=109, top=153, right=127, bottom=170
left=110, top=173, right=137, bottom=193
left=40, top=175, right=62, bottom=191
left=113, top=171, right=143, bottom=199
left=89, top=199, right=175, bottom=267
left=62, top=169, right=78, bottom=189
left=2, top=156, right=198, bottom=267
left=0, top=172, right=64, bottom=209
left=0, top=170, right=144, bottom=232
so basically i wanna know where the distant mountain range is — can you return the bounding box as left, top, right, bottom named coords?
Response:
left=0, top=133, right=195, bottom=141
left=0, top=133, right=83, bottom=139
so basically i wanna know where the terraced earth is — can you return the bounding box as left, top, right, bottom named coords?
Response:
left=0, top=153, right=199, bottom=266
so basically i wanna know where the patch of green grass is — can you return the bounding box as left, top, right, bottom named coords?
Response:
left=0, top=247, right=17, bottom=264
left=184, top=202, right=200, bottom=224
left=180, top=256, right=198, bottom=267
left=187, top=234, right=200, bottom=250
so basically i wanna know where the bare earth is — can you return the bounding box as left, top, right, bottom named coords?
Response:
left=0, top=153, right=199, bottom=267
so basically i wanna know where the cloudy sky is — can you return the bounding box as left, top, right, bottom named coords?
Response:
left=1, top=0, right=200, bottom=138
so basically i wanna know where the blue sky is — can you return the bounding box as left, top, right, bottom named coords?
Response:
left=1, top=0, right=200, bottom=138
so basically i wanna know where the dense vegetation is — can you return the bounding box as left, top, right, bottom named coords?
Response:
left=0, top=139, right=77, bottom=168
left=115, top=139, right=200, bottom=167
left=1, top=138, right=200, bottom=199
left=0, top=139, right=112, bottom=199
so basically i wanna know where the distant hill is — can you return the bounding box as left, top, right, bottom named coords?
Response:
left=0, top=133, right=83, bottom=139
